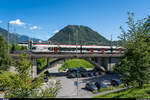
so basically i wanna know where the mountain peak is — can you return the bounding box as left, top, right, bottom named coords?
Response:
left=0, top=27, right=42, bottom=43
left=49, top=25, right=110, bottom=45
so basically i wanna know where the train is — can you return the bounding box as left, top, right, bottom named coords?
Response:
left=30, top=43, right=124, bottom=54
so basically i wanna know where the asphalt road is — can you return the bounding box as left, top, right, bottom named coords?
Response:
left=0, top=64, right=121, bottom=98
left=47, top=64, right=121, bottom=98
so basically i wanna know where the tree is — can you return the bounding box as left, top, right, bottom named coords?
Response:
left=31, top=79, right=61, bottom=98
left=0, top=53, right=61, bottom=98
left=0, top=53, right=45, bottom=98
left=10, top=43, right=27, bottom=52
left=37, top=58, right=47, bottom=72
left=0, top=35, right=11, bottom=70
left=114, top=12, right=150, bottom=88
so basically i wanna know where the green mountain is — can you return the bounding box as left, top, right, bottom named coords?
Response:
left=0, top=27, right=42, bottom=44
left=49, top=25, right=111, bottom=45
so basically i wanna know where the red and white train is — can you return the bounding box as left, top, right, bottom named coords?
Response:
left=31, top=44, right=124, bottom=54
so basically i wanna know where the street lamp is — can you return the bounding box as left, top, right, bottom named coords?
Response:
left=75, top=27, right=79, bottom=96
left=14, top=28, right=16, bottom=44
left=76, top=70, right=79, bottom=96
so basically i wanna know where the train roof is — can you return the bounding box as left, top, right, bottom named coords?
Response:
left=32, top=44, right=124, bottom=48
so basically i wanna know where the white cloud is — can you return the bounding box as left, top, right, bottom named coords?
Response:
left=9, top=19, right=25, bottom=26
left=0, top=20, right=2, bottom=24
left=54, top=30, right=59, bottom=33
left=29, top=26, right=39, bottom=30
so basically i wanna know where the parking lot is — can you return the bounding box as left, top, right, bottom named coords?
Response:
left=47, top=64, right=121, bottom=98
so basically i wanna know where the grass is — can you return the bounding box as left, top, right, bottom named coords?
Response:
left=37, top=58, right=55, bottom=71
left=93, top=84, right=150, bottom=98
left=58, top=59, right=94, bottom=72
left=93, top=84, right=125, bottom=94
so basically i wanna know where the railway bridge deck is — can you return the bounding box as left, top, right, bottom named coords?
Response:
left=10, top=53, right=124, bottom=78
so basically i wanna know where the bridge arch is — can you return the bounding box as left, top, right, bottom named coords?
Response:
left=37, top=57, right=106, bottom=77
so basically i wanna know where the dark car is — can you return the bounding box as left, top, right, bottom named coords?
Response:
left=93, top=71, right=100, bottom=76
left=78, top=67, right=87, bottom=72
left=85, top=83, right=98, bottom=92
left=43, top=76, right=48, bottom=82
left=66, top=67, right=88, bottom=78
left=81, top=72, right=89, bottom=77
left=111, top=79, right=122, bottom=86
left=93, top=69, right=101, bottom=75
left=88, top=71, right=94, bottom=77
left=95, top=81, right=101, bottom=89
left=67, top=72, right=76, bottom=78
left=76, top=72, right=82, bottom=78
left=95, top=81, right=110, bottom=89
left=66, top=68, right=78, bottom=76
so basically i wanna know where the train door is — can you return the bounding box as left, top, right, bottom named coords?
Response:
left=101, top=48, right=104, bottom=54
left=54, top=47, right=58, bottom=53
left=119, top=48, right=122, bottom=54
left=90, top=48, right=94, bottom=53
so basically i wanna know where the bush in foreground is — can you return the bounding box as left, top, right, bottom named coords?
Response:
left=93, top=84, right=150, bottom=98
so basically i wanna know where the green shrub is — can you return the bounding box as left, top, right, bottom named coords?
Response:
left=37, top=58, right=47, bottom=71
left=58, top=59, right=93, bottom=71
left=93, top=84, right=150, bottom=98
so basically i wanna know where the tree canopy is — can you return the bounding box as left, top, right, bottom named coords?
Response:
left=0, top=53, right=61, bottom=98
left=114, top=12, right=150, bottom=88
left=0, top=35, right=11, bottom=70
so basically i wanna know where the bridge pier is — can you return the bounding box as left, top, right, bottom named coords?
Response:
left=108, top=57, right=121, bottom=71
left=47, top=58, right=50, bottom=67
left=31, top=59, right=37, bottom=78
left=95, top=57, right=121, bottom=71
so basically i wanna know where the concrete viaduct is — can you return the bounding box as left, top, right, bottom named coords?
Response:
left=10, top=53, right=124, bottom=78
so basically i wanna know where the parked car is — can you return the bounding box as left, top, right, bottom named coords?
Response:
left=111, top=79, right=122, bottom=86
left=81, top=72, right=89, bottom=77
left=85, top=83, right=98, bottom=92
left=95, top=81, right=110, bottom=89
left=102, top=80, right=111, bottom=86
left=90, top=69, right=101, bottom=76
left=78, top=67, right=87, bottom=72
left=95, top=81, right=101, bottom=89
left=66, top=67, right=88, bottom=78
left=93, top=71, right=100, bottom=76
left=66, top=72, right=76, bottom=78
left=76, top=72, right=82, bottom=78
left=43, top=76, right=48, bottom=82
left=66, top=68, right=78, bottom=76
left=88, top=71, right=94, bottom=77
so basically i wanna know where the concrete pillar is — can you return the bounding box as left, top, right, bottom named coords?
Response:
left=108, top=57, right=122, bottom=71
left=63, top=59, right=66, bottom=63
left=103, top=57, right=109, bottom=71
left=32, top=59, right=37, bottom=78
left=96, top=58, right=102, bottom=65
left=47, top=58, right=50, bottom=67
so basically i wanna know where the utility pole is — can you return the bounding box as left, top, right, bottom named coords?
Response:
left=111, top=34, right=112, bottom=53
left=69, top=32, right=71, bottom=45
left=76, top=28, right=78, bottom=52
left=14, top=28, right=16, bottom=44
left=109, top=34, right=112, bottom=71
left=74, top=26, right=80, bottom=96
left=8, top=22, right=10, bottom=54
left=76, top=28, right=79, bottom=96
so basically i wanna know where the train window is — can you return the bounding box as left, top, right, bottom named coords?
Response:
left=32, top=47, right=36, bottom=50
left=59, top=47, right=76, bottom=51
left=48, top=47, right=52, bottom=50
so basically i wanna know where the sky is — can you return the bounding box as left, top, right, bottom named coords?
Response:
left=0, top=0, right=150, bottom=41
